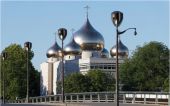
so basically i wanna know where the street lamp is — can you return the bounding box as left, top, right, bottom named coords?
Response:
left=1, top=51, right=7, bottom=104
left=111, top=11, right=137, bottom=106
left=24, top=41, right=32, bottom=103
left=58, top=28, right=67, bottom=103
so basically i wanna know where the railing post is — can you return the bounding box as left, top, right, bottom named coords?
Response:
left=169, top=92, right=170, bottom=106
left=144, top=94, right=146, bottom=104
left=155, top=93, right=158, bottom=104
left=105, top=94, right=108, bottom=102
left=114, top=93, right=116, bottom=102
left=71, top=95, right=72, bottom=102
left=59, top=95, right=61, bottom=102
left=54, top=96, right=56, bottom=101
left=65, top=95, right=66, bottom=102
left=40, top=97, right=42, bottom=102
left=45, top=97, right=47, bottom=102
left=36, top=98, right=38, bottom=103
left=76, top=95, right=79, bottom=102
left=123, top=94, right=126, bottom=103
left=31, top=98, right=34, bottom=103
left=98, top=94, right=100, bottom=102
left=48, top=96, right=51, bottom=102
left=132, top=93, right=135, bottom=104
left=90, top=94, right=92, bottom=102
left=83, top=94, right=85, bottom=102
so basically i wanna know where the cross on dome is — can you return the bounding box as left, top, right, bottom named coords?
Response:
left=84, top=5, right=90, bottom=18
left=53, top=32, right=57, bottom=42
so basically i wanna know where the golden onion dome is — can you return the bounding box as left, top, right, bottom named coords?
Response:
left=110, top=39, right=129, bottom=58
left=74, top=18, right=104, bottom=51
left=64, top=37, right=81, bottom=55
left=101, top=48, right=109, bottom=58
left=46, top=41, right=62, bottom=58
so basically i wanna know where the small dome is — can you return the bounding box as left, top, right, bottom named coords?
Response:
left=74, top=18, right=104, bottom=51
left=101, top=48, right=109, bottom=58
left=110, top=40, right=129, bottom=58
left=46, top=42, right=62, bottom=58
left=64, top=37, right=81, bottom=55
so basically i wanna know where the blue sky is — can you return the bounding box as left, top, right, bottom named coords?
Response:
left=1, top=1, right=169, bottom=70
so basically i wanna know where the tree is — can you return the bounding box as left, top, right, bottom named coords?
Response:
left=87, top=70, right=115, bottom=92
left=163, top=78, right=169, bottom=92
left=120, top=41, right=169, bottom=91
left=64, top=70, right=115, bottom=93
left=64, top=72, right=89, bottom=93
left=0, top=44, right=40, bottom=100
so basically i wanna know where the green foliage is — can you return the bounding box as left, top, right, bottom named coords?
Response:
left=163, top=78, right=169, bottom=92
left=1, top=44, right=40, bottom=100
left=120, top=41, right=169, bottom=91
left=64, top=73, right=89, bottom=93
left=87, top=70, right=115, bottom=92
left=64, top=70, right=115, bottom=93
left=56, top=81, right=62, bottom=94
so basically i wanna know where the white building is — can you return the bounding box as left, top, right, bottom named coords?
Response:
left=40, top=13, right=129, bottom=96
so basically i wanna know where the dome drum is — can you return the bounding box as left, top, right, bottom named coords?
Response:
left=80, top=43, right=104, bottom=51
left=110, top=50, right=128, bottom=58
left=64, top=51, right=80, bottom=55
left=47, top=50, right=62, bottom=58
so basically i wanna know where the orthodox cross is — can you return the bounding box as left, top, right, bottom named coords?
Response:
left=54, top=32, right=57, bottom=42
left=84, top=5, right=90, bottom=18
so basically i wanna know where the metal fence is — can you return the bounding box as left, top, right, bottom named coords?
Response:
left=8, top=92, right=169, bottom=105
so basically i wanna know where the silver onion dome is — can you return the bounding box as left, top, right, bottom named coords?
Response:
left=110, top=39, right=129, bottom=58
left=46, top=41, right=62, bottom=58
left=101, top=48, right=109, bottom=58
left=64, top=37, right=81, bottom=55
left=74, top=18, right=104, bottom=51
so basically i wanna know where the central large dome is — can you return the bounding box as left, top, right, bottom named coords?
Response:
left=74, top=18, right=104, bottom=51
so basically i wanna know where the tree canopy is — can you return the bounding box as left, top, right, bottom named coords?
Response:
left=120, top=41, right=169, bottom=91
left=1, top=44, right=40, bottom=100
left=64, top=70, right=115, bottom=93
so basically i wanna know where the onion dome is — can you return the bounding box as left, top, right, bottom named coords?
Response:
left=46, top=41, right=62, bottom=58
left=64, top=37, right=81, bottom=55
left=101, top=48, right=109, bottom=58
left=74, top=18, right=104, bottom=51
left=110, top=39, right=129, bottom=58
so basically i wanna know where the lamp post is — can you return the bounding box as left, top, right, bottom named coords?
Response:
left=1, top=51, right=7, bottom=104
left=24, top=41, right=32, bottom=103
left=58, top=28, right=67, bottom=103
left=111, top=11, right=137, bottom=106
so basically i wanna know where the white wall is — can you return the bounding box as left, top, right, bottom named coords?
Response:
left=40, top=62, right=48, bottom=96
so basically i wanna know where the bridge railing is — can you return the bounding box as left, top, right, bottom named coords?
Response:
left=8, top=91, right=169, bottom=105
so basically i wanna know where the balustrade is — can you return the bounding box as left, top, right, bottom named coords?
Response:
left=8, top=92, right=169, bottom=105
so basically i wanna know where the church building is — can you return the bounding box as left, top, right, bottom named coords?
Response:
left=40, top=9, right=129, bottom=96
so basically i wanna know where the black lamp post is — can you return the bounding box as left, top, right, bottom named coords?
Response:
left=111, top=11, right=137, bottom=106
left=1, top=51, right=7, bottom=104
left=58, top=28, right=67, bottom=103
left=24, top=41, right=32, bottom=103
